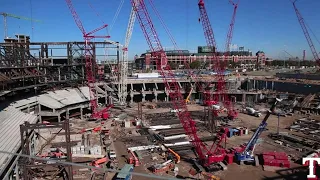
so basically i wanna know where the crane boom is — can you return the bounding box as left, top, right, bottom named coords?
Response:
left=291, top=0, right=319, bottom=64
left=119, top=2, right=138, bottom=105
left=224, top=0, right=239, bottom=53
left=235, top=98, right=282, bottom=163
left=131, top=0, right=209, bottom=161
left=65, top=0, right=111, bottom=119
left=1, top=12, right=42, bottom=39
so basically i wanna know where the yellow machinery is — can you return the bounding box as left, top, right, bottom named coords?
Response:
left=185, top=86, right=194, bottom=104
left=189, top=168, right=220, bottom=180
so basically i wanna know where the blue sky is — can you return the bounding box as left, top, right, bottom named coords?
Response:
left=1, top=0, right=320, bottom=60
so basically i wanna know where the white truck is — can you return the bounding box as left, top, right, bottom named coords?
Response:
left=245, top=107, right=262, bottom=117
left=109, top=150, right=117, bottom=160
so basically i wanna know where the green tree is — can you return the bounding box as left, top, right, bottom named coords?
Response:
left=190, top=60, right=201, bottom=69
left=169, top=62, right=178, bottom=70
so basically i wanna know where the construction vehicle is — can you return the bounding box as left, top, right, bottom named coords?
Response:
left=234, top=98, right=282, bottom=165
left=127, top=150, right=140, bottom=167
left=151, top=160, right=175, bottom=174
left=167, top=148, right=180, bottom=164
left=185, top=86, right=194, bottom=104
left=90, top=157, right=109, bottom=167
left=109, top=150, right=117, bottom=160
left=189, top=164, right=220, bottom=180
left=245, top=107, right=262, bottom=117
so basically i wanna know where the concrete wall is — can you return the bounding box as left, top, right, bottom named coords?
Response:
left=244, top=79, right=320, bottom=95
left=276, top=73, right=320, bottom=80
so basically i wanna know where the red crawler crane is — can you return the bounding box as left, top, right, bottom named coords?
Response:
left=223, top=0, right=239, bottom=119
left=131, top=0, right=227, bottom=166
left=65, top=0, right=112, bottom=120
left=198, top=0, right=237, bottom=119
left=291, top=0, right=320, bottom=65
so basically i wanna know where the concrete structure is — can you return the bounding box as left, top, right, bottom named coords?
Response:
left=134, top=47, right=264, bottom=70
left=0, top=106, right=38, bottom=180
left=110, top=77, right=261, bottom=104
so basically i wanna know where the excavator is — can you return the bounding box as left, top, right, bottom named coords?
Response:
left=185, top=86, right=194, bottom=104
left=167, top=148, right=180, bottom=164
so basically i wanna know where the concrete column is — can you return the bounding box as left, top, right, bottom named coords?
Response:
left=242, top=94, right=246, bottom=103
left=58, top=67, right=61, bottom=81
left=58, top=115, right=61, bottom=122
left=66, top=109, right=69, bottom=119
left=15, top=164, right=20, bottom=180
left=142, top=94, right=146, bottom=102
left=143, top=83, right=146, bottom=91
left=253, top=80, right=256, bottom=90
left=80, top=107, right=83, bottom=120
left=154, top=92, right=158, bottom=102
left=265, top=81, right=267, bottom=89
left=272, top=81, right=274, bottom=90
left=38, top=104, right=42, bottom=123
left=255, top=94, right=258, bottom=102
left=44, top=68, right=48, bottom=83
left=155, top=83, right=158, bottom=90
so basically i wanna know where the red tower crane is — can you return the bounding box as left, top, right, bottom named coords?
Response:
left=198, top=0, right=237, bottom=119
left=65, top=0, right=112, bottom=119
left=131, top=0, right=227, bottom=166
left=291, top=0, right=320, bottom=65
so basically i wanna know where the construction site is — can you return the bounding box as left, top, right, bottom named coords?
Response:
left=0, top=0, right=320, bottom=180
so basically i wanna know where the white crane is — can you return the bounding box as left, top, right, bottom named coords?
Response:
left=118, top=1, right=138, bottom=105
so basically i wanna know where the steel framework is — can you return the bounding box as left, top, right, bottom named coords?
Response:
left=19, top=120, right=73, bottom=180
left=0, top=41, right=118, bottom=94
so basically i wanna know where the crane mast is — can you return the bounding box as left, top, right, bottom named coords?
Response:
left=291, top=0, right=319, bottom=65
left=65, top=0, right=111, bottom=119
left=119, top=2, right=138, bottom=105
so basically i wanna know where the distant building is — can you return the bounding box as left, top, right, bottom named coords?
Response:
left=135, top=46, right=265, bottom=70
left=256, top=50, right=266, bottom=66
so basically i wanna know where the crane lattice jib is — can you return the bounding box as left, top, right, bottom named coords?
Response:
left=131, top=0, right=209, bottom=160
left=292, top=1, right=320, bottom=64
left=65, top=0, right=109, bottom=118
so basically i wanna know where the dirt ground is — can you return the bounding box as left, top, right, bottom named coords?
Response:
left=113, top=103, right=315, bottom=180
